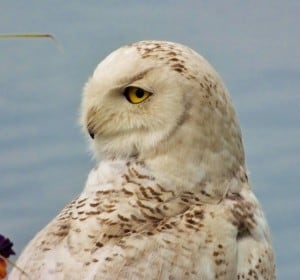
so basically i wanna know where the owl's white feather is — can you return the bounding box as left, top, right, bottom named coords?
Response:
left=10, top=41, right=275, bottom=279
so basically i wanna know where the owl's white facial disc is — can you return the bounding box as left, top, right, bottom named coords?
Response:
left=81, top=42, right=189, bottom=158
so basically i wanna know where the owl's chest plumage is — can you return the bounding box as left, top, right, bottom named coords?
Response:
left=11, top=160, right=274, bottom=279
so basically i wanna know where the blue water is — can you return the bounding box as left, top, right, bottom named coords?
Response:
left=1, top=2, right=299, bottom=278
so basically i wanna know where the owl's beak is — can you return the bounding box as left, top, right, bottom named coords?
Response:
left=86, top=107, right=98, bottom=139
left=88, top=128, right=95, bottom=139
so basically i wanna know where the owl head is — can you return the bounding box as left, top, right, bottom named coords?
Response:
left=80, top=41, right=245, bottom=187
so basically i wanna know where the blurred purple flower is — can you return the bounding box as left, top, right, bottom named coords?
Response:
left=0, top=234, right=15, bottom=258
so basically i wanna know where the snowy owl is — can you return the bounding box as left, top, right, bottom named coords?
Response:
left=10, top=41, right=275, bottom=279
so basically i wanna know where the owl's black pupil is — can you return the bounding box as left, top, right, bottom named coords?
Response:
left=135, top=88, right=144, bottom=98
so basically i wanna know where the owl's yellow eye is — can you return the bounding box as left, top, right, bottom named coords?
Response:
left=124, top=87, right=152, bottom=104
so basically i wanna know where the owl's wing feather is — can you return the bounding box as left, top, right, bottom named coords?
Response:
left=234, top=189, right=276, bottom=279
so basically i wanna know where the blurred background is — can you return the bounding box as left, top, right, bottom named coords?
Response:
left=1, top=1, right=299, bottom=278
